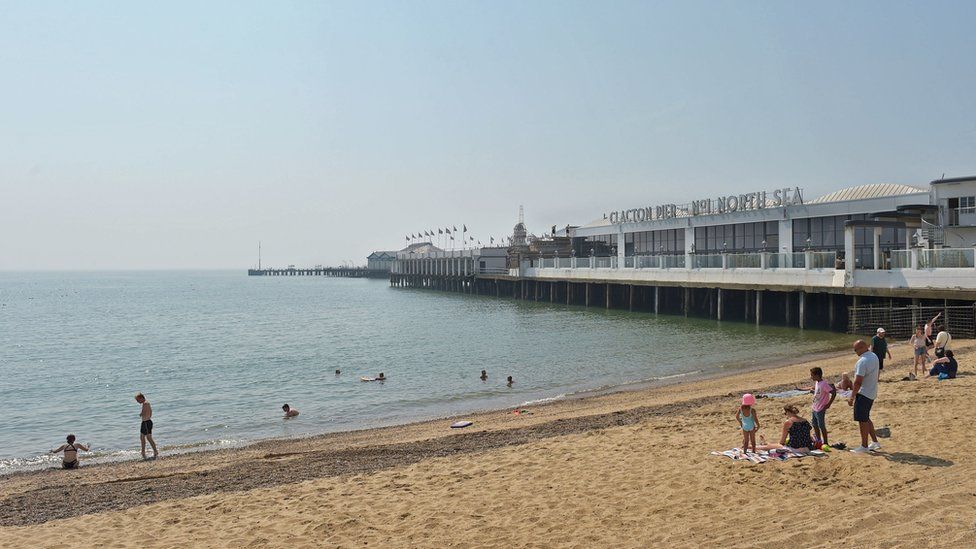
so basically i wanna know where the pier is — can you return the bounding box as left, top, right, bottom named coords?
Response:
left=390, top=248, right=976, bottom=337
left=248, top=267, right=387, bottom=278
left=390, top=177, right=976, bottom=337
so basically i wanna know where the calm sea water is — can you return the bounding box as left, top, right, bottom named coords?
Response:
left=0, top=271, right=849, bottom=473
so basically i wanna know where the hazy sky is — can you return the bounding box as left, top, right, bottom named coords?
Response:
left=2, top=1, right=974, bottom=270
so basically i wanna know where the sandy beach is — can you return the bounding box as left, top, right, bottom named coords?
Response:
left=2, top=340, right=974, bottom=548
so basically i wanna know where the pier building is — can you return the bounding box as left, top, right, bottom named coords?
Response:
left=366, top=251, right=397, bottom=273
left=391, top=176, right=976, bottom=337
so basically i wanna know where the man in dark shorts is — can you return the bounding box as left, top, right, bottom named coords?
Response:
left=848, top=340, right=881, bottom=453
left=135, top=392, right=159, bottom=460
left=870, top=328, right=891, bottom=372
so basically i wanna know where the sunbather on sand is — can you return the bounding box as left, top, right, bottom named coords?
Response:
left=836, top=372, right=854, bottom=392
left=755, top=405, right=814, bottom=452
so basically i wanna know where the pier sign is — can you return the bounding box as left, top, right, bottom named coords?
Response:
left=605, top=187, right=803, bottom=224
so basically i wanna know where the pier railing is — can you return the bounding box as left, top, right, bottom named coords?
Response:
left=889, top=248, right=976, bottom=270
left=478, top=267, right=510, bottom=275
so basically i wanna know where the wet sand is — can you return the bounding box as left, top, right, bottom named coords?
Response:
left=2, top=341, right=974, bottom=547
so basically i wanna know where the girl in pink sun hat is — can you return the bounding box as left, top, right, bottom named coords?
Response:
left=735, top=393, right=760, bottom=453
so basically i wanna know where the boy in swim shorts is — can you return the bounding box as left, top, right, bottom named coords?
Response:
left=135, top=392, right=158, bottom=460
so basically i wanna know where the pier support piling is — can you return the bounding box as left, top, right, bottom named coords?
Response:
left=755, top=291, right=763, bottom=325
left=799, top=292, right=806, bottom=329
left=829, top=294, right=836, bottom=330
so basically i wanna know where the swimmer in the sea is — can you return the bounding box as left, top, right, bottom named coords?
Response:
left=282, top=404, right=299, bottom=418
left=507, top=376, right=513, bottom=387
left=50, top=434, right=89, bottom=469
left=480, top=370, right=488, bottom=381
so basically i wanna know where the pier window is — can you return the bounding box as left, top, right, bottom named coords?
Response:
left=947, top=196, right=976, bottom=226
left=793, top=215, right=861, bottom=251
left=573, top=234, right=617, bottom=257
left=626, top=229, right=684, bottom=256
left=793, top=214, right=904, bottom=268
left=693, top=221, right=777, bottom=254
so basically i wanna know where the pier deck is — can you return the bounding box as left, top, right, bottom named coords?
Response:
left=248, top=268, right=387, bottom=278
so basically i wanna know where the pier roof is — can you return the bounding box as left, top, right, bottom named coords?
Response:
left=367, top=251, right=398, bottom=260
left=807, top=183, right=925, bottom=204
left=400, top=242, right=444, bottom=254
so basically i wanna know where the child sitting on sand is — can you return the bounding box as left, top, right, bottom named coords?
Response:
left=735, top=394, right=760, bottom=453
left=837, top=372, right=853, bottom=392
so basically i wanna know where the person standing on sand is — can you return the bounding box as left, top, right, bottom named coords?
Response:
left=870, top=328, right=891, bottom=374
left=735, top=394, right=759, bottom=453
left=909, top=326, right=927, bottom=379
left=135, top=392, right=158, bottom=460
left=797, top=367, right=836, bottom=445
left=848, top=341, right=881, bottom=453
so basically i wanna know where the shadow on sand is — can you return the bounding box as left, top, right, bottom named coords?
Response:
left=881, top=452, right=953, bottom=467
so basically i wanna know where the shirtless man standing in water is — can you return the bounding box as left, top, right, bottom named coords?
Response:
left=135, top=392, right=159, bottom=460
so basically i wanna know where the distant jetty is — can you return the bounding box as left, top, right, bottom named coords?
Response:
left=248, top=267, right=386, bottom=278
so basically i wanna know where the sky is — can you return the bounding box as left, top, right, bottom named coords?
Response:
left=2, top=1, right=975, bottom=270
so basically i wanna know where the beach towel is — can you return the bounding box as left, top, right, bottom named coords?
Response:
left=710, top=449, right=767, bottom=463
left=758, top=389, right=809, bottom=399
left=710, top=448, right=825, bottom=463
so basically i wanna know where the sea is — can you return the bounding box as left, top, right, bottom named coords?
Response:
left=0, top=271, right=851, bottom=474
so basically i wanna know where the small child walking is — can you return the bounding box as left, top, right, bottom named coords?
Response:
left=735, top=393, right=760, bottom=453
